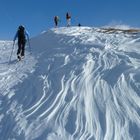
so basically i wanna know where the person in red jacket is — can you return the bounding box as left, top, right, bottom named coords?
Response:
left=66, top=12, right=71, bottom=27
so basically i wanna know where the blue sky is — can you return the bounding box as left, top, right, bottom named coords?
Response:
left=0, top=0, right=140, bottom=40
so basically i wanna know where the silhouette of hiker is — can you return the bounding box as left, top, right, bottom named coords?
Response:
left=66, top=12, right=71, bottom=27
left=54, top=16, right=60, bottom=27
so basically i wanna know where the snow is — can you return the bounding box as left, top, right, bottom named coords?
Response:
left=0, top=27, right=140, bottom=140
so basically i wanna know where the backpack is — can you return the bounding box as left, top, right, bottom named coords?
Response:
left=66, top=13, right=71, bottom=19
left=18, top=26, right=25, bottom=41
left=54, top=16, right=59, bottom=22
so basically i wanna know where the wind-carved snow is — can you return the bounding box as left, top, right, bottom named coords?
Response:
left=0, top=27, right=140, bottom=140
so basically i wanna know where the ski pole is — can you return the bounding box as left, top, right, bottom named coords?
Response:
left=9, top=42, right=15, bottom=64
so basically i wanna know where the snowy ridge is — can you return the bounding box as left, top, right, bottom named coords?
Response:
left=0, top=27, right=140, bottom=140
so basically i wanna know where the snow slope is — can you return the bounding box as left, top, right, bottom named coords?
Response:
left=0, top=27, right=140, bottom=140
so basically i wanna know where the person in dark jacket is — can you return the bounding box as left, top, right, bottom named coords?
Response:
left=13, top=25, right=29, bottom=60
left=54, top=16, right=60, bottom=27
left=78, top=23, right=81, bottom=27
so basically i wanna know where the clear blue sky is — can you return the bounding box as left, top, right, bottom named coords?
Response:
left=0, top=0, right=140, bottom=40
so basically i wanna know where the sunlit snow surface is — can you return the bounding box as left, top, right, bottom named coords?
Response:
left=0, top=27, right=140, bottom=140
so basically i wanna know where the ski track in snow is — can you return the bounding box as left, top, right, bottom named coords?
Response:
left=0, top=27, right=140, bottom=140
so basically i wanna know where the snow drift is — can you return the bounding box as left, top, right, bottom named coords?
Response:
left=0, top=27, right=140, bottom=140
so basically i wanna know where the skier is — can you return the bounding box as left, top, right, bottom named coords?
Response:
left=66, top=12, right=71, bottom=27
left=13, top=25, right=29, bottom=60
left=54, top=16, right=60, bottom=27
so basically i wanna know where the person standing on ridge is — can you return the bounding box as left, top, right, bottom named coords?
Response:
left=13, top=25, right=29, bottom=60
left=66, top=12, right=71, bottom=27
left=78, top=23, right=81, bottom=27
left=54, top=16, right=60, bottom=27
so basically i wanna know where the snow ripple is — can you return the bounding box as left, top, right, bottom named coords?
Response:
left=0, top=27, right=140, bottom=140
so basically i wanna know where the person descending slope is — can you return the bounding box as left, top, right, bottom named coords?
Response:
left=13, top=25, right=29, bottom=61
left=66, top=12, right=71, bottom=27
left=54, top=16, right=60, bottom=27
